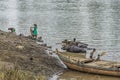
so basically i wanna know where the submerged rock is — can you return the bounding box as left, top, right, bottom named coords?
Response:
left=66, top=46, right=86, bottom=53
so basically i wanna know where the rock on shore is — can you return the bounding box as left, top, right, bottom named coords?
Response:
left=0, top=30, right=64, bottom=79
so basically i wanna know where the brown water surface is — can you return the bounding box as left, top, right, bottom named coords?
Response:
left=58, top=70, right=120, bottom=80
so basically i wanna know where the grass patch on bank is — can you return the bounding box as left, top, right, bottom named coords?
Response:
left=0, top=69, right=46, bottom=80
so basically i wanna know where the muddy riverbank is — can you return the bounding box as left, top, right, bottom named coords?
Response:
left=0, top=30, right=65, bottom=79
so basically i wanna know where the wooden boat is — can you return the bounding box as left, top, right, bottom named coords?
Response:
left=56, top=51, right=120, bottom=77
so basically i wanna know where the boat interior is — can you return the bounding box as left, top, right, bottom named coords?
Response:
left=58, top=51, right=120, bottom=70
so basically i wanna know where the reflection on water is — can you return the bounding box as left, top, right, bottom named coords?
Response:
left=0, top=0, right=120, bottom=79
left=58, top=70, right=120, bottom=80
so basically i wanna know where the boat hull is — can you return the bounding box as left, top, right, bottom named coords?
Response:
left=63, top=61, right=120, bottom=77
left=56, top=51, right=120, bottom=77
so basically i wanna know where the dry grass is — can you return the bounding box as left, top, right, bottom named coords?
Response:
left=0, top=69, right=46, bottom=80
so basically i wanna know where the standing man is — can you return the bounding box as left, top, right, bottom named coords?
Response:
left=90, top=48, right=96, bottom=59
left=30, top=24, right=38, bottom=39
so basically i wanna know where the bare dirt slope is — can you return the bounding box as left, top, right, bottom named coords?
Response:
left=0, top=30, right=63, bottom=78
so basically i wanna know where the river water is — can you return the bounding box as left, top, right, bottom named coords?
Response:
left=0, top=0, right=120, bottom=80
